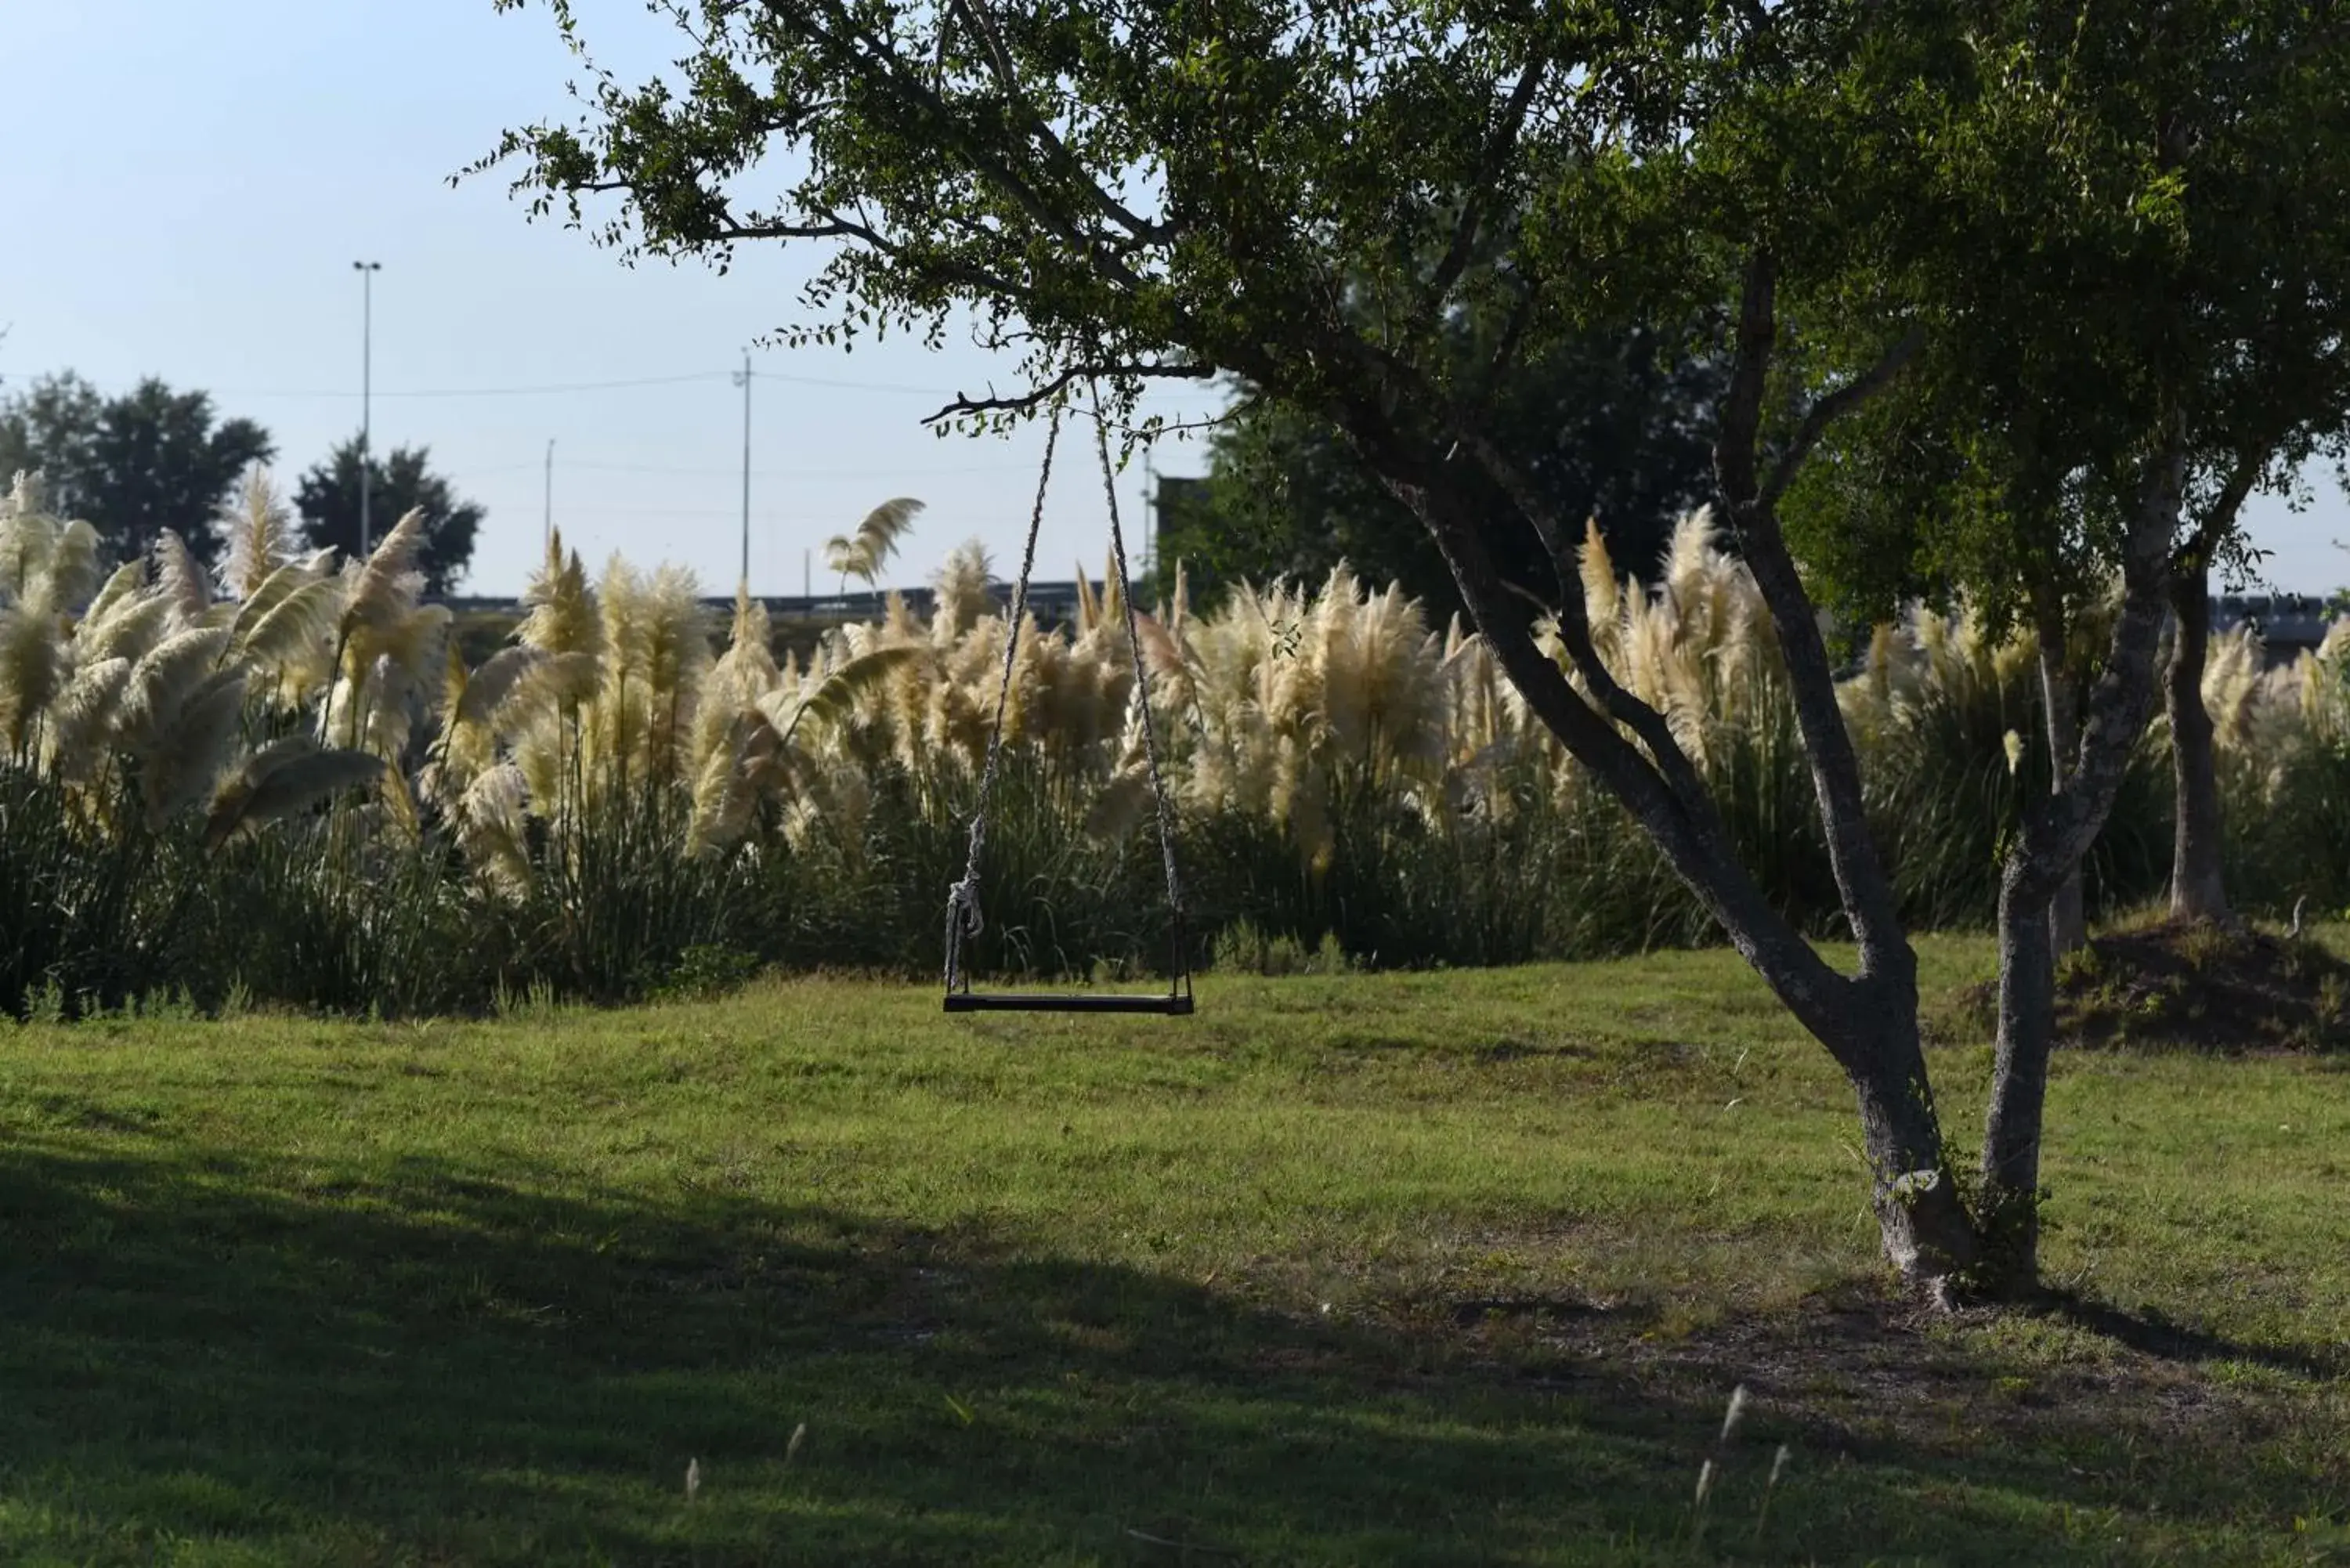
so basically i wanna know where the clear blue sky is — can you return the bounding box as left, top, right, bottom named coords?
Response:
left=0, top=0, right=1228, bottom=599
left=5, top=1, right=2345, bottom=599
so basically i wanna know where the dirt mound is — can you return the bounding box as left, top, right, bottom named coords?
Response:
left=1960, top=920, right=2350, bottom=1053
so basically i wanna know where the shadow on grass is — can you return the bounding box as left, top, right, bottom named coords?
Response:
left=0, top=1139, right=2334, bottom=1566
left=2038, top=1288, right=2348, bottom=1381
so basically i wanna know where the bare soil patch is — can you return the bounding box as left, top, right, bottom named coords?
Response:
left=1958, top=919, right=2350, bottom=1052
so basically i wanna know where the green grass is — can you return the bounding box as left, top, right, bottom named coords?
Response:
left=3, top=937, right=2349, bottom=1565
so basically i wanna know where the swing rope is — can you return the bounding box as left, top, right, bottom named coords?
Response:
left=942, top=382, right=1191, bottom=1003
left=942, top=406, right=1058, bottom=996
left=1087, top=382, right=1189, bottom=984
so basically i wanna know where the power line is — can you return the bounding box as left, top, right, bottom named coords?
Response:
left=445, top=461, right=550, bottom=478
left=208, top=370, right=732, bottom=400
left=452, top=457, right=1034, bottom=482
left=67, top=363, right=1237, bottom=407
left=539, top=503, right=1069, bottom=520
left=205, top=367, right=974, bottom=401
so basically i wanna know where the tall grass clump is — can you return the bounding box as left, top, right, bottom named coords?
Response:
left=8, top=460, right=2350, bottom=1018
left=2219, top=623, right=2350, bottom=919
left=0, top=472, right=387, bottom=1014
left=1843, top=603, right=2170, bottom=928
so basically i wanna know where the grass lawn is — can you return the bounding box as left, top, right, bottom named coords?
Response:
left=2, top=937, right=2348, bottom=1566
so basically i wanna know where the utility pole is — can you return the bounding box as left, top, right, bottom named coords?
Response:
left=352, top=262, right=382, bottom=559
left=732, top=350, right=753, bottom=588
left=1141, top=449, right=1156, bottom=606
left=543, top=438, right=555, bottom=555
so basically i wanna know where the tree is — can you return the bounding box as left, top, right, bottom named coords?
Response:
left=2159, top=166, right=2350, bottom=927
left=1785, top=6, right=2350, bottom=955
left=295, top=439, right=484, bottom=594
left=477, top=0, right=2350, bottom=1298
left=1162, top=316, right=1725, bottom=614
left=1774, top=3, right=2350, bottom=1271
left=0, top=371, right=274, bottom=570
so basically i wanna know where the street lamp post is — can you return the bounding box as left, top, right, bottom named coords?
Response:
left=352, top=261, right=381, bottom=560
left=732, top=350, right=753, bottom=589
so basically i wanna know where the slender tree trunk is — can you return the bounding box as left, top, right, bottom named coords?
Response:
left=2163, top=446, right=2264, bottom=927
left=1978, top=428, right=2184, bottom=1295
left=1982, top=872, right=2056, bottom=1281
left=1495, top=543, right=1982, bottom=1281
left=2031, top=594, right=2088, bottom=956
left=1846, top=976, right=1982, bottom=1288
left=2167, top=554, right=2231, bottom=925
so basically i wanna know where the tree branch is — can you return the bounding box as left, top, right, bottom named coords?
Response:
left=2176, top=441, right=2266, bottom=570
left=1761, top=326, right=1925, bottom=508
left=928, top=360, right=1215, bottom=425
left=1336, top=321, right=1723, bottom=824
left=1484, top=272, right=1542, bottom=385
left=1421, top=56, right=1549, bottom=321
left=710, top=207, right=1042, bottom=311
left=779, top=0, right=1152, bottom=294
left=1715, top=250, right=1912, bottom=980
left=1715, top=250, right=1776, bottom=505
left=946, top=0, right=1178, bottom=247
left=2010, top=419, right=2184, bottom=891
left=1383, top=424, right=1861, bottom=1055
left=1452, top=424, right=1723, bottom=822
left=1094, top=408, right=1245, bottom=441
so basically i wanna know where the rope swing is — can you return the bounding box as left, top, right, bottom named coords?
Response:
left=942, top=385, right=1194, bottom=1016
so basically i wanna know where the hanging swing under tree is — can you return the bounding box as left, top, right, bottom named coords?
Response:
left=942, top=391, right=1195, bottom=1016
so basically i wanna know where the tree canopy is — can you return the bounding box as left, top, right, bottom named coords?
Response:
left=0, top=371, right=274, bottom=570
left=296, top=439, right=484, bottom=595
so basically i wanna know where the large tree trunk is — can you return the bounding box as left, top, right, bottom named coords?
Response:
left=1979, top=431, right=2184, bottom=1295
left=2166, top=552, right=2231, bottom=925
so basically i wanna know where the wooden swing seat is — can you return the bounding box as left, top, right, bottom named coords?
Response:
left=942, top=991, right=1194, bottom=1015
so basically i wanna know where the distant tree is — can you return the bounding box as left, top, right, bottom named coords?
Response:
left=0, top=371, right=275, bottom=569
left=295, top=439, right=484, bottom=594
left=0, top=374, right=98, bottom=505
